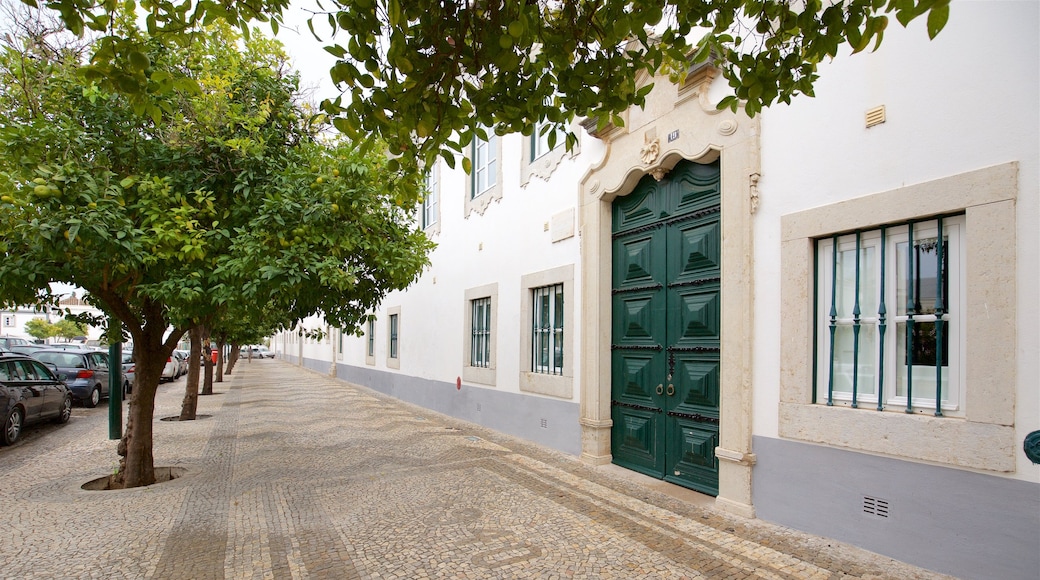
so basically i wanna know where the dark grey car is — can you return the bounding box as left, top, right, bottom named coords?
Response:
left=33, top=349, right=112, bottom=408
left=0, top=352, right=73, bottom=445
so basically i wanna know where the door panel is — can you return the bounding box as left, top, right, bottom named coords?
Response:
left=612, top=159, right=721, bottom=496
left=673, top=355, right=720, bottom=415
left=666, top=420, right=719, bottom=491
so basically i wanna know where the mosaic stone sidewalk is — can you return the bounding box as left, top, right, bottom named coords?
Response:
left=0, top=360, right=955, bottom=579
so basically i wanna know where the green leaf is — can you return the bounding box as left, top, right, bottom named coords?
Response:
left=128, top=51, right=151, bottom=71
left=323, top=44, right=348, bottom=58
left=926, top=2, right=950, bottom=39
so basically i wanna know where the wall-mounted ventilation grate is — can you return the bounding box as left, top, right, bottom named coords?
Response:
left=863, top=496, right=890, bottom=518
left=866, top=105, right=886, bottom=128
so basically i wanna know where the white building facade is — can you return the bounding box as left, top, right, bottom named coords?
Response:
left=275, top=2, right=1039, bottom=578
left=0, top=294, right=106, bottom=343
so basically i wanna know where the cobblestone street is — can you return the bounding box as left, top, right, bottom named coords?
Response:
left=0, top=360, right=955, bottom=579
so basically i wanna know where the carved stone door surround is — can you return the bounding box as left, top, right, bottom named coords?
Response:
left=578, top=66, right=761, bottom=517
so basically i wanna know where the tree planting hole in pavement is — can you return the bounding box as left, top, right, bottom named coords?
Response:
left=81, top=466, right=188, bottom=491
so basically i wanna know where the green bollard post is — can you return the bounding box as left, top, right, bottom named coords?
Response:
left=107, top=317, right=122, bottom=440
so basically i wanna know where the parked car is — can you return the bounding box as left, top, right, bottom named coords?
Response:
left=173, top=349, right=190, bottom=377
left=161, top=354, right=179, bottom=382
left=40, top=343, right=91, bottom=351
left=0, top=336, right=31, bottom=350
left=9, top=344, right=47, bottom=356
left=240, top=345, right=274, bottom=359
left=121, top=352, right=135, bottom=395
left=33, top=349, right=111, bottom=408
left=0, top=352, right=73, bottom=445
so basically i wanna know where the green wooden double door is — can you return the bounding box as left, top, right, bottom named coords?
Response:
left=610, top=159, right=721, bottom=496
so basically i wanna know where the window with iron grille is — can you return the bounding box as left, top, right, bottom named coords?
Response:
left=367, top=319, right=375, bottom=357
left=532, top=284, right=564, bottom=375
left=815, top=215, right=964, bottom=415
left=471, top=297, right=491, bottom=368
left=388, top=314, right=399, bottom=359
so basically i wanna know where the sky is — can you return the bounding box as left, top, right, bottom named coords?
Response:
left=269, top=1, right=340, bottom=104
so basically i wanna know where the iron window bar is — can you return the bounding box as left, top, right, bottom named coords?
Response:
left=532, top=284, right=564, bottom=375
left=818, top=214, right=956, bottom=413
left=877, top=226, right=888, bottom=411
left=471, top=298, right=491, bottom=368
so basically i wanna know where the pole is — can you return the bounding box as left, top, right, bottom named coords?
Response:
left=107, top=316, right=122, bottom=439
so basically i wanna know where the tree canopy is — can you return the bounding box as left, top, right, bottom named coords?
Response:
left=0, top=11, right=432, bottom=486
left=22, top=0, right=949, bottom=172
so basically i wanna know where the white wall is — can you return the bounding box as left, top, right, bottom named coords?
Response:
left=291, top=128, right=606, bottom=403
left=752, top=0, right=1039, bottom=481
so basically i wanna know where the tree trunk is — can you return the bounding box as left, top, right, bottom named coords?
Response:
left=226, top=343, right=240, bottom=375
left=179, top=327, right=202, bottom=420
left=215, top=340, right=225, bottom=382
left=201, top=332, right=214, bottom=395
left=116, top=340, right=166, bottom=488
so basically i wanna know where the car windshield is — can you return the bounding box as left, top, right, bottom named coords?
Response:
left=35, top=352, right=86, bottom=368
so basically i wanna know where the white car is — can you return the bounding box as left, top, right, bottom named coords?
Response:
left=160, top=355, right=179, bottom=382
left=239, top=345, right=274, bottom=359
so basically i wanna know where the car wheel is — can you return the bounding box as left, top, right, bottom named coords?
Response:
left=54, top=396, right=72, bottom=424
left=2, top=407, right=23, bottom=446
left=85, top=386, right=101, bottom=408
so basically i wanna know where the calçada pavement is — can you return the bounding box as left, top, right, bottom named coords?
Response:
left=0, top=359, right=955, bottom=579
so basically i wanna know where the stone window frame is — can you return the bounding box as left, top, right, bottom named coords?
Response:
left=386, top=306, right=401, bottom=369
left=779, top=162, right=1018, bottom=473
left=520, top=121, right=581, bottom=187
left=519, top=264, right=575, bottom=399
left=365, top=316, right=376, bottom=366
left=462, top=283, right=498, bottom=385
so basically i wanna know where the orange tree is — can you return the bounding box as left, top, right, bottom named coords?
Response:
left=0, top=16, right=431, bottom=487
left=24, top=0, right=949, bottom=173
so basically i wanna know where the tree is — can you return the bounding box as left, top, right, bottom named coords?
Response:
left=178, top=325, right=203, bottom=421
left=23, top=0, right=949, bottom=172
left=23, top=317, right=53, bottom=341
left=0, top=14, right=432, bottom=487
left=52, top=317, right=88, bottom=340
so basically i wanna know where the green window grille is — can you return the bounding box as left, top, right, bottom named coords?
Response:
left=389, top=314, right=399, bottom=359
left=815, top=214, right=963, bottom=415
left=471, top=298, right=491, bottom=368
left=367, top=319, right=375, bottom=357
left=532, top=284, right=564, bottom=375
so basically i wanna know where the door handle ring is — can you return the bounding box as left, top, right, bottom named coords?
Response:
left=656, top=384, right=663, bottom=395
left=666, top=384, right=675, bottom=396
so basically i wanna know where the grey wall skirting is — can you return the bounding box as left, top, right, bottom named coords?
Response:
left=752, top=435, right=1040, bottom=580
left=291, top=357, right=582, bottom=456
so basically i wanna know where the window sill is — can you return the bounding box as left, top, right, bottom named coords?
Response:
left=463, top=365, right=495, bottom=386
left=519, top=371, right=572, bottom=399
left=778, top=402, right=1015, bottom=472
